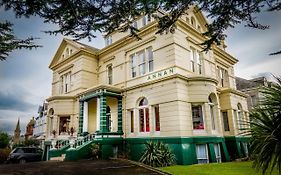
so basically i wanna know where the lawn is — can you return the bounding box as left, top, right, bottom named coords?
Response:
left=159, top=161, right=279, bottom=175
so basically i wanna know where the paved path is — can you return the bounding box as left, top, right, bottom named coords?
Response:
left=0, top=159, right=166, bottom=175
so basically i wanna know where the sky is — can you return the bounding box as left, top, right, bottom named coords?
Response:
left=0, top=8, right=281, bottom=135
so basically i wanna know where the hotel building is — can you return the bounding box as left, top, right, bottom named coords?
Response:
left=46, top=7, right=249, bottom=164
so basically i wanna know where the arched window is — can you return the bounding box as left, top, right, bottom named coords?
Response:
left=191, top=17, right=196, bottom=28
left=237, top=103, right=243, bottom=130
left=139, top=98, right=149, bottom=132
left=106, top=106, right=112, bottom=132
left=209, top=96, right=216, bottom=130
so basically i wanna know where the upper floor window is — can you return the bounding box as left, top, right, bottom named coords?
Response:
left=192, top=104, right=204, bottom=130
left=142, top=15, right=151, bottom=27
left=60, top=72, right=71, bottom=94
left=191, top=17, right=196, bottom=28
left=209, top=96, right=216, bottom=130
left=190, top=48, right=203, bottom=74
left=237, top=103, right=243, bottom=130
left=130, top=47, right=153, bottom=78
left=107, top=65, right=113, bottom=85
left=105, top=35, right=112, bottom=46
left=133, top=21, right=138, bottom=29
left=217, top=66, right=229, bottom=87
left=222, top=111, right=230, bottom=131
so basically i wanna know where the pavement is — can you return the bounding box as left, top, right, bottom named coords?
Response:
left=0, top=159, right=169, bottom=175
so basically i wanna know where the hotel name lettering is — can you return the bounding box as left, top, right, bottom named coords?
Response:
left=147, top=67, right=175, bottom=81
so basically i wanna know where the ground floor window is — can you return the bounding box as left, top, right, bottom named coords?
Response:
left=192, top=105, right=204, bottom=130
left=214, top=143, right=222, bottom=163
left=196, top=144, right=209, bottom=164
left=222, top=111, right=230, bottom=131
left=59, top=116, right=70, bottom=134
left=130, top=110, right=134, bottom=133
left=242, top=142, right=249, bottom=157
left=154, top=105, right=160, bottom=131
left=139, top=107, right=149, bottom=132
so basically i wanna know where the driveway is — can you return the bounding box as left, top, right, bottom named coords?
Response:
left=0, top=159, right=168, bottom=175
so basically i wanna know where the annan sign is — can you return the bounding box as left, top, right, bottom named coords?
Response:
left=147, top=67, right=175, bottom=81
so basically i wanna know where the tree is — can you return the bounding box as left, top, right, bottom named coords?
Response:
left=249, top=76, right=281, bottom=174
left=0, top=21, right=40, bottom=61
left=0, top=0, right=280, bottom=60
left=0, top=132, right=9, bottom=148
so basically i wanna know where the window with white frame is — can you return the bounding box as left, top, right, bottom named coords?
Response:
left=131, top=54, right=137, bottom=78
left=138, top=51, right=146, bottom=76
left=196, top=144, right=209, bottom=164
left=139, top=98, right=149, bottom=132
left=107, top=65, right=113, bottom=85
left=214, top=143, right=222, bottom=163
left=190, top=48, right=203, bottom=74
left=192, top=104, right=204, bottom=130
left=190, top=48, right=195, bottom=72
left=60, top=72, right=71, bottom=94
left=133, top=21, right=138, bottom=29
left=142, top=15, right=151, bottom=27
left=217, top=66, right=229, bottom=87
left=130, top=47, right=153, bottom=78
left=237, top=104, right=243, bottom=130
left=105, top=35, right=112, bottom=46
left=129, top=110, right=134, bottom=133
left=154, top=105, right=160, bottom=131
left=209, top=97, right=216, bottom=130
left=222, top=111, right=230, bottom=131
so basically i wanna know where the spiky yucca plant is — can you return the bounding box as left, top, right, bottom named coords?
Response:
left=249, top=76, right=281, bottom=174
left=139, top=141, right=175, bottom=167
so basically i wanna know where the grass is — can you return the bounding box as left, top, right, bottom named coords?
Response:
left=159, top=161, right=280, bottom=175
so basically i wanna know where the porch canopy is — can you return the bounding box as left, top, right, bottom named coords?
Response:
left=78, top=85, right=123, bottom=136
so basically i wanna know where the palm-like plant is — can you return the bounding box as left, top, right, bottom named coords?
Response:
left=249, top=76, right=281, bottom=174
left=139, top=141, right=175, bottom=167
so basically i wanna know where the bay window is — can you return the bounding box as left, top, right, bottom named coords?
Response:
left=60, top=72, right=71, bottom=94
left=154, top=105, right=160, bottom=131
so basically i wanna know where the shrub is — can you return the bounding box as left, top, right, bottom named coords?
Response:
left=139, top=141, right=176, bottom=167
left=91, top=143, right=101, bottom=160
left=0, top=148, right=11, bottom=164
left=0, top=132, right=9, bottom=149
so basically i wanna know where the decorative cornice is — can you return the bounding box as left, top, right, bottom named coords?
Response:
left=219, top=88, right=248, bottom=98
left=46, top=95, right=76, bottom=102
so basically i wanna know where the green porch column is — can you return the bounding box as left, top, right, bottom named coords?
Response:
left=221, top=142, right=230, bottom=161
left=79, top=101, right=84, bottom=135
left=236, top=141, right=243, bottom=158
left=117, top=97, right=123, bottom=133
left=100, top=95, right=107, bottom=132
left=208, top=143, right=217, bottom=163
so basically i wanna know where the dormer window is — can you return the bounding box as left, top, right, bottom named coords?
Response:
left=105, top=35, right=112, bottom=46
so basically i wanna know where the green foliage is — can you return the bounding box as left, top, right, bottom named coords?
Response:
left=91, top=143, right=101, bottom=160
left=0, top=0, right=280, bottom=57
left=0, top=21, right=41, bottom=60
left=248, top=76, right=281, bottom=174
left=0, top=132, right=9, bottom=148
left=24, top=139, right=40, bottom=147
left=140, top=141, right=175, bottom=167
left=160, top=161, right=280, bottom=175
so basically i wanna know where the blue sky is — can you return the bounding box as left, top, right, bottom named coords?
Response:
left=0, top=8, right=280, bottom=135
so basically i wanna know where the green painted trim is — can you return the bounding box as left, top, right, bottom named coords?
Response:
left=100, top=95, right=107, bottom=132
left=117, top=97, right=123, bottom=133
left=208, top=143, right=216, bottom=163
left=79, top=101, right=84, bottom=134
left=221, top=142, right=230, bottom=161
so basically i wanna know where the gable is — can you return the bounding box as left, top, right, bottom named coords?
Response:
left=181, top=6, right=209, bottom=33
left=49, top=38, right=99, bottom=69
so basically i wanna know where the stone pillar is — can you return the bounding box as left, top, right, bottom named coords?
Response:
left=83, top=101, right=88, bottom=133
left=99, top=95, right=107, bottom=132
left=96, top=98, right=100, bottom=132
left=78, top=101, right=84, bottom=135
left=117, top=97, right=123, bottom=133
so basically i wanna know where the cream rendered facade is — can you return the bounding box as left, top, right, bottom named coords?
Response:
left=46, top=7, right=249, bottom=164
